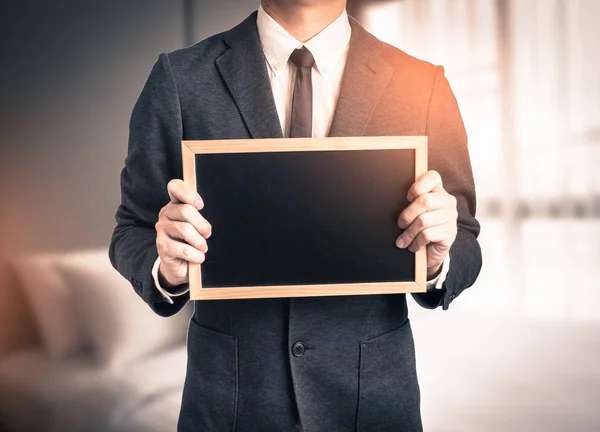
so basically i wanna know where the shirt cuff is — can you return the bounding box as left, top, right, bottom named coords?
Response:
left=152, top=256, right=190, bottom=304
left=426, top=254, right=450, bottom=290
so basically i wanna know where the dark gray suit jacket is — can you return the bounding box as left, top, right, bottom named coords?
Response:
left=109, top=11, right=482, bottom=432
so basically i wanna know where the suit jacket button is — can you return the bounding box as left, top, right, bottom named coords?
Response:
left=292, top=342, right=305, bottom=357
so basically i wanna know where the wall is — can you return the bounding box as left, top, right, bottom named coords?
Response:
left=0, top=0, right=265, bottom=259
left=189, top=0, right=258, bottom=42
left=0, top=1, right=262, bottom=259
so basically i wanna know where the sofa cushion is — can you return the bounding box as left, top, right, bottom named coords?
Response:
left=11, top=253, right=82, bottom=359
left=56, top=249, right=190, bottom=367
left=0, top=261, right=40, bottom=359
left=12, top=248, right=191, bottom=366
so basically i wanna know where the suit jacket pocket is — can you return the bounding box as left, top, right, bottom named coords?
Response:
left=178, top=317, right=238, bottom=432
left=356, top=319, right=422, bottom=432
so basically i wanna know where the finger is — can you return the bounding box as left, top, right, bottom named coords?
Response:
left=157, top=232, right=206, bottom=264
left=163, top=221, right=209, bottom=253
left=397, top=192, right=445, bottom=229
left=167, top=179, right=203, bottom=210
left=406, top=170, right=443, bottom=202
left=163, top=203, right=212, bottom=238
left=396, top=210, right=449, bottom=249
left=408, top=224, right=453, bottom=253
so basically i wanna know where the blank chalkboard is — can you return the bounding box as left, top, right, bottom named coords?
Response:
left=181, top=136, right=427, bottom=300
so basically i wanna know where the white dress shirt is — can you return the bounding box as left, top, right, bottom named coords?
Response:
left=153, top=5, right=449, bottom=303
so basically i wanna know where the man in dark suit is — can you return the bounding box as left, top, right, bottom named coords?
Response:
left=109, top=0, right=482, bottom=431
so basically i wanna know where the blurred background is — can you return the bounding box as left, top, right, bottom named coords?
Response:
left=0, top=0, right=599, bottom=431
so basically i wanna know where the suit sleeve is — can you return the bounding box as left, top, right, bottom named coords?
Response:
left=109, top=53, right=190, bottom=317
left=411, top=65, right=483, bottom=310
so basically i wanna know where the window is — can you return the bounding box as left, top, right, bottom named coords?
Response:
left=362, top=0, right=600, bottom=322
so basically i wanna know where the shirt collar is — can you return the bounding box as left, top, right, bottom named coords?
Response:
left=256, top=4, right=351, bottom=76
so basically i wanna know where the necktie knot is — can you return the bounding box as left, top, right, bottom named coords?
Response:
left=289, top=47, right=315, bottom=69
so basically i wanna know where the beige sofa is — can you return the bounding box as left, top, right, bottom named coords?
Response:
left=0, top=249, right=191, bottom=432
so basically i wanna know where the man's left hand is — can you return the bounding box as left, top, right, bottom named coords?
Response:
left=396, top=170, right=458, bottom=279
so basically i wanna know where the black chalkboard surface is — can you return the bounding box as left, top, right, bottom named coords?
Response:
left=181, top=137, right=427, bottom=300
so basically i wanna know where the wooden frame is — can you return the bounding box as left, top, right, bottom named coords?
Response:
left=182, top=136, right=428, bottom=300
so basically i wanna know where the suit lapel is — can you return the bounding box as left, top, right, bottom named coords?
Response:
left=328, top=17, right=393, bottom=138
left=216, top=12, right=283, bottom=139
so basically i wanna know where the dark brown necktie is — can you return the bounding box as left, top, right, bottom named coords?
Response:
left=287, top=49, right=314, bottom=432
left=288, top=47, right=315, bottom=138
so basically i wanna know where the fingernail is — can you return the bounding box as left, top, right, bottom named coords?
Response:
left=396, top=238, right=406, bottom=248
left=194, top=199, right=203, bottom=209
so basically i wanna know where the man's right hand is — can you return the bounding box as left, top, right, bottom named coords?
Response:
left=155, top=179, right=212, bottom=288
